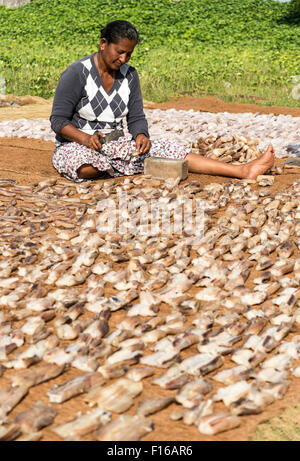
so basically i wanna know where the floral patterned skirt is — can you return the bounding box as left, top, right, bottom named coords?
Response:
left=52, top=135, right=190, bottom=182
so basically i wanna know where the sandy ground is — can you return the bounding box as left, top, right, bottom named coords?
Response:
left=1, top=95, right=300, bottom=442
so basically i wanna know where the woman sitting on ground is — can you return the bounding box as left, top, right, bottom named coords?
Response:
left=50, top=20, right=275, bottom=183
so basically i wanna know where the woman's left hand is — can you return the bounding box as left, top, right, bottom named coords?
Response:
left=135, top=134, right=151, bottom=154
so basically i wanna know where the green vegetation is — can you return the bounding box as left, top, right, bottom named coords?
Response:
left=0, top=0, right=299, bottom=106
left=252, top=405, right=300, bottom=441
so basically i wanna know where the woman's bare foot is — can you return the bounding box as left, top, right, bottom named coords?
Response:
left=242, top=144, right=275, bottom=179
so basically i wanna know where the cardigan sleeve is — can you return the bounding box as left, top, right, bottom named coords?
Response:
left=50, top=63, right=84, bottom=135
left=126, top=69, right=149, bottom=140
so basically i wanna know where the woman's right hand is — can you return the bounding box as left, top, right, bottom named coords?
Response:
left=84, top=132, right=106, bottom=151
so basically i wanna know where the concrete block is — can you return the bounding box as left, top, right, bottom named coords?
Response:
left=144, top=157, right=188, bottom=181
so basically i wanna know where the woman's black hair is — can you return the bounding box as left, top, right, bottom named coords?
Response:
left=100, top=20, right=140, bottom=45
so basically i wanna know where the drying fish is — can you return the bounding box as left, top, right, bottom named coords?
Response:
left=180, top=353, right=224, bottom=376
left=52, top=407, right=111, bottom=439
left=43, top=343, right=85, bottom=366
left=212, top=366, right=254, bottom=385
left=229, top=398, right=262, bottom=416
left=98, top=362, right=129, bottom=380
left=92, top=261, right=113, bottom=275
left=84, top=378, right=143, bottom=413
left=246, top=317, right=268, bottom=335
left=71, top=355, right=100, bottom=372
left=127, top=291, right=160, bottom=317
left=262, top=381, right=290, bottom=400
left=175, top=378, right=212, bottom=408
left=126, top=366, right=155, bottom=382
left=14, top=401, right=56, bottom=433
left=231, top=348, right=266, bottom=368
left=95, top=414, right=153, bottom=441
left=182, top=400, right=215, bottom=425
left=195, top=287, right=226, bottom=302
left=0, top=424, right=22, bottom=441
left=212, top=380, right=255, bottom=407
left=253, top=368, right=288, bottom=383
left=198, top=412, right=240, bottom=435
left=0, top=385, right=28, bottom=418
left=261, top=353, right=294, bottom=371
left=105, top=342, right=143, bottom=366
left=136, top=396, right=174, bottom=416
left=48, top=372, right=105, bottom=403
left=107, top=289, right=139, bottom=311
left=11, top=363, right=65, bottom=388
left=291, top=365, right=300, bottom=377
left=151, top=364, right=189, bottom=389
left=140, top=348, right=180, bottom=368
left=16, top=431, right=43, bottom=442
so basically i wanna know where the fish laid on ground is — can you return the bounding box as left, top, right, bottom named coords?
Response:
left=136, top=396, right=174, bottom=416
left=52, top=407, right=111, bottom=439
left=261, top=353, right=294, bottom=371
left=140, top=348, right=180, bottom=368
left=175, top=378, right=212, bottom=408
left=182, top=400, right=215, bottom=425
left=229, top=398, right=262, bottom=416
left=212, top=366, right=254, bottom=385
left=14, top=401, right=56, bottom=433
left=97, top=362, right=130, bottom=380
left=48, top=372, right=106, bottom=403
left=0, top=424, right=22, bottom=441
left=84, top=378, right=143, bottom=413
left=127, top=291, right=160, bottom=317
left=0, top=385, right=28, bottom=418
left=198, top=412, right=240, bottom=435
left=252, top=368, right=288, bottom=384
left=16, top=431, right=43, bottom=441
left=126, top=366, right=155, bottom=382
left=212, top=381, right=255, bottom=407
left=180, top=353, right=224, bottom=376
left=261, top=381, right=290, bottom=400
left=231, top=349, right=266, bottom=368
left=95, top=414, right=153, bottom=441
left=151, top=364, right=189, bottom=389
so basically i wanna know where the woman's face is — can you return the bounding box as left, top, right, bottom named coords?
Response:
left=100, top=38, right=136, bottom=71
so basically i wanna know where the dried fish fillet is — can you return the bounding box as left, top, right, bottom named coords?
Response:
left=128, top=291, right=160, bottom=317
left=136, top=396, right=174, bottom=416
left=212, top=366, right=253, bottom=385
left=84, top=378, right=143, bottom=413
left=176, top=378, right=212, bottom=408
left=16, top=431, right=43, bottom=441
left=0, top=385, right=28, bottom=417
left=151, top=364, right=189, bottom=389
left=182, top=400, right=215, bottom=425
left=262, top=381, right=290, bottom=400
left=229, top=398, right=262, bottom=416
left=11, top=363, right=65, bottom=388
left=212, top=380, right=255, bottom=406
left=95, top=414, right=153, bottom=441
left=126, top=367, right=155, bottom=382
left=48, top=373, right=105, bottom=403
left=0, top=424, right=21, bottom=441
left=52, top=407, right=111, bottom=439
left=198, top=412, right=240, bottom=435
left=140, top=347, right=180, bottom=368
left=14, top=400, right=56, bottom=433
left=180, top=353, right=224, bottom=376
